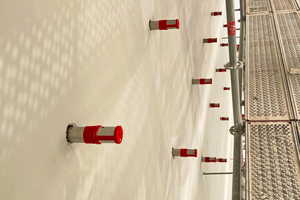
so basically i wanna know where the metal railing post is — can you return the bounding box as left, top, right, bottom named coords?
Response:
left=224, top=0, right=244, bottom=199
left=238, top=0, right=246, bottom=115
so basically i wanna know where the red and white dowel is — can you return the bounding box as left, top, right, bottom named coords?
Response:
left=217, top=158, right=227, bottom=163
left=221, top=43, right=239, bottom=50
left=210, top=103, right=220, bottom=108
left=192, top=78, right=212, bottom=85
left=224, top=87, right=230, bottom=90
left=211, top=11, right=222, bottom=16
left=66, top=124, right=123, bottom=145
left=149, top=19, right=180, bottom=30
left=220, top=117, right=229, bottom=121
left=216, top=68, right=227, bottom=72
left=203, top=38, right=217, bottom=43
left=202, top=157, right=217, bottom=163
left=172, top=148, right=197, bottom=158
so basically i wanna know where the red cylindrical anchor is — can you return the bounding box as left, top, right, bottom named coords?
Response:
left=221, top=44, right=239, bottom=50
left=224, top=87, right=230, bottom=90
left=172, top=148, right=197, bottom=157
left=203, top=38, right=217, bottom=43
left=223, top=24, right=228, bottom=27
left=149, top=19, right=180, bottom=30
left=216, top=68, right=227, bottom=72
left=210, top=103, right=220, bottom=108
left=220, top=117, right=229, bottom=121
left=211, top=11, right=222, bottom=16
left=202, top=157, right=217, bottom=163
left=242, top=114, right=245, bottom=119
left=192, top=78, right=212, bottom=85
left=66, top=124, right=123, bottom=144
left=217, top=158, right=227, bottom=163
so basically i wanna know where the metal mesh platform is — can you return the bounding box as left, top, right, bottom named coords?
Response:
left=246, top=122, right=300, bottom=200
left=274, top=12, right=300, bottom=119
left=246, top=14, right=290, bottom=121
left=274, top=12, right=300, bottom=71
left=269, top=0, right=298, bottom=12
left=246, top=0, right=270, bottom=14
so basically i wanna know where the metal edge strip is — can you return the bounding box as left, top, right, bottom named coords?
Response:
left=268, top=0, right=274, bottom=11
left=273, top=9, right=298, bottom=13
left=245, top=14, right=249, bottom=122
left=246, top=11, right=271, bottom=16
left=245, top=122, right=251, bottom=200
left=266, top=0, right=272, bottom=12
left=247, top=119, right=290, bottom=122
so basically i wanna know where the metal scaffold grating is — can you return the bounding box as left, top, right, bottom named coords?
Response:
left=246, top=0, right=270, bottom=14
left=274, top=12, right=300, bottom=119
left=247, top=122, right=300, bottom=199
left=246, top=14, right=290, bottom=121
left=269, top=0, right=298, bottom=12
left=275, top=12, right=300, bottom=70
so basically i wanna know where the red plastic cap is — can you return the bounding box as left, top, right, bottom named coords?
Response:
left=212, top=12, right=222, bottom=16
left=204, top=157, right=217, bottom=162
left=204, top=38, right=217, bottom=43
left=194, top=149, right=198, bottom=157
left=180, top=149, right=188, bottom=157
left=200, top=78, right=212, bottom=84
left=210, top=103, right=220, bottom=107
left=114, top=126, right=123, bottom=144
left=176, top=19, right=180, bottom=29
left=221, top=117, right=229, bottom=120
left=83, top=125, right=102, bottom=144
left=218, top=158, right=227, bottom=162
left=216, top=68, right=226, bottom=72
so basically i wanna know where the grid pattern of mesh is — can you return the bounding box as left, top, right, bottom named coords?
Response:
left=248, top=123, right=300, bottom=199
left=247, top=0, right=270, bottom=13
left=270, top=0, right=298, bottom=11
left=275, top=12, right=300, bottom=70
left=247, top=14, right=289, bottom=121
left=275, top=12, right=300, bottom=119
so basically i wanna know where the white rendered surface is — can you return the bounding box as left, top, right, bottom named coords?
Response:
left=0, top=0, right=236, bottom=199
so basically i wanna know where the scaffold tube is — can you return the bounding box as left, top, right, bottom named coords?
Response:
left=225, top=0, right=243, bottom=199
